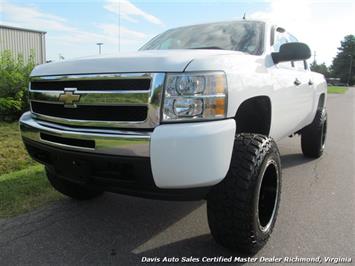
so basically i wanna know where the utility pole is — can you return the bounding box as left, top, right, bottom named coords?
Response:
left=118, top=0, right=121, bottom=52
left=96, top=43, right=104, bottom=54
left=347, top=54, right=353, bottom=86
left=313, top=50, right=317, bottom=64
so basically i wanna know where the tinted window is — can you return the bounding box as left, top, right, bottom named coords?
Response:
left=273, top=29, right=306, bottom=69
left=273, top=33, right=288, bottom=52
left=273, top=30, right=298, bottom=51
left=286, top=33, right=307, bottom=70
left=140, top=21, right=265, bottom=55
left=287, top=33, right=298, bottom=43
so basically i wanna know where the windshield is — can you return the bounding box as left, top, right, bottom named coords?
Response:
left=140, top=21, right=265, bottom=55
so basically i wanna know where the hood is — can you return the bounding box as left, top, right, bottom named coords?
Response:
left=31, top=50, right=239, bottom=76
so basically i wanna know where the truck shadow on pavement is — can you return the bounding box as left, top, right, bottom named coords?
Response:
left=280, top=153, right=314, bottom=169
left=0, top=192, right=247, bottom=265
left=0, top=153, right=319, bottom=265
left=0, top=153, right=318, bottom=265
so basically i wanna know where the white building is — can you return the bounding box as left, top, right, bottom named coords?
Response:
left=0, top=25, right=46, bottom=64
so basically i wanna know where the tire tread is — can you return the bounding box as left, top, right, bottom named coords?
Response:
left=207, top=133, right=281, bottom=254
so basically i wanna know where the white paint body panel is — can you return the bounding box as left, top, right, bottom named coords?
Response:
left=186, top=53, right=326, bottom=141
left=29, top=21, right=327, bottom=189
left=150, top=120, right=236, bottom=188
left=31, top=50, right=238, bottom=76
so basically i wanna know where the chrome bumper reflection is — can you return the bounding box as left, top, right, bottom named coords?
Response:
left=19, top=112, right=150, bottom=157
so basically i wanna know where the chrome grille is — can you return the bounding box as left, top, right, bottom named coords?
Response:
left=31, top=78, right=151, bottom=91
left=29, top=73, right=165, bottom=129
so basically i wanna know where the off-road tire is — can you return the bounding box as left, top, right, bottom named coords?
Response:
left=207, top=133, right=281, bottom=254
left=301, top=108, right=327, bottom=158
left=46, top=168, right=103, bottom=200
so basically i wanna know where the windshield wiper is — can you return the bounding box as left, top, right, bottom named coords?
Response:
left=190, top=46, right=224, bottom=50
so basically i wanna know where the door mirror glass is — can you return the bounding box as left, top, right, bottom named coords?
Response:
left=271, top=42, right=311, bottom=64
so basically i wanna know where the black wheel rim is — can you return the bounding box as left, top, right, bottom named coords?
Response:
left=257, top=160, right=279, bottom=233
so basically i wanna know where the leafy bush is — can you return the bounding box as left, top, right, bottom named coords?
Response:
left=0, top=50, right=35, bottom=121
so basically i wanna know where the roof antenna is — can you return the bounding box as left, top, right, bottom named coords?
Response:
left=243, top=12, right=246, bottom=20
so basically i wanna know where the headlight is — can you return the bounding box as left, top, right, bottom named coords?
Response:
left=162, top=72, right=227, bottom=121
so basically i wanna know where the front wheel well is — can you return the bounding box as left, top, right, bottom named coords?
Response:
left=234, top=96, right=272, bottom=136
left=317, top=93, right=326, bottom=110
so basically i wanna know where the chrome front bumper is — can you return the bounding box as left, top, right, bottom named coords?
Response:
left=19, top=112, right=150, bottom=157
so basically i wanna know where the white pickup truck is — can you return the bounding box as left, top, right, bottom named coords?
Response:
left=20, top=20, right=327, bottom=253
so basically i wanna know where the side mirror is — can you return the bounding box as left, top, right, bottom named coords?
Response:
left=271, top=42, right=311, bottom=64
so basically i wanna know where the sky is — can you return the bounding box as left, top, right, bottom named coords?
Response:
left=0, top=0, right=354, bottom=65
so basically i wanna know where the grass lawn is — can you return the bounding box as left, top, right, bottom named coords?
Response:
left=0, top=122, right=63, bottom=218
left=0, top=165, right=63, bottom=218
left=327, top=86, right=348, bottom=94
left=0, top=122, right=36, bottom=175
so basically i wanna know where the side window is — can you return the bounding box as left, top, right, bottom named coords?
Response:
left=287, top=33, right=298, bottom=43
left=272, top=32, right=287, bottom=53
left=272, top=28, right=307, bottom=71
left=272, top=28, right=291, bottom=68
left=286, top=32, right=306, bottom=71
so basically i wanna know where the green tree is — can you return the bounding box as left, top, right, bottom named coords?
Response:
left=0, top=50, right=35, bottom=121
left=331, top=35, right=355, bottom=85
left=310, top=61, right=330, bottom=78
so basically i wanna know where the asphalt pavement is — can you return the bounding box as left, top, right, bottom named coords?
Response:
left=0, top=88, right=354, bottom=265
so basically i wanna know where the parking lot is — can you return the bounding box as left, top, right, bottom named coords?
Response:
left=0, top=89, right=353, bottom=265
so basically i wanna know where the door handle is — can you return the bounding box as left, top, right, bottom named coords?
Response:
left=294, top=78, right=301, bottom=86
left=308, top=80, right=314, bottom=86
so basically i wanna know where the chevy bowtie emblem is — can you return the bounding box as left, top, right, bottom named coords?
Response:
left=59, top=88, right=80, bottom=108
